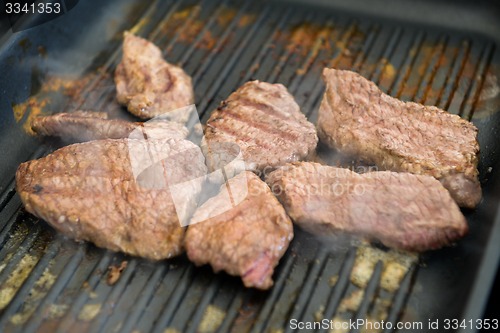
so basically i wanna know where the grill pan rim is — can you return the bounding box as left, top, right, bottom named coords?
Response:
left=0, top=0, right=499, bottom=332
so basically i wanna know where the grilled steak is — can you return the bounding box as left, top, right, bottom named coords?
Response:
left=318, top=68, right=481, bottom=208
left=185, top=171, right=293, bottom=289
left=266, top=162, right=468, bottom=251
left=204, top=81, right=318, bottom=175
left=115, top=32, right=194, bottom=122
left=31, top=111, right=188, bottom=142
left=16, top=138, right=207, bottom=260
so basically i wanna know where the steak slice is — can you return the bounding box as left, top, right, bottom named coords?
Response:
left=31, top=111, right=188, bottom=142
left=16, top=138, right=207, bottom=260
left=185, top=171, right=293, bottom=289
left=115, top=32, right=194, bottom=122
left=318, top=68, right=481, bottom=208
left=204, top=81, right=318, bottom=175
left=266, top=162, right=468, bottom=252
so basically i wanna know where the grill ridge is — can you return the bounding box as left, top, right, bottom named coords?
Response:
left=350, top=262, right=383, bottom=333
left=55, top=252, right=114, bottom=333
left=392, top=31, right=426, bottom=98
left=200, top=6, right=295, bottom=121
left=195, top=5, right=273, bottom=114
left=0, top=226, right=43, bottom=287
left=416, top=35, right=449, bottom=103
left=284, top=248, right=330, bottom=333
left=457, top=41, right=490, bottom=118
left=382, top=266, right=417, bottom=333
left=300, top=19, right=357, bottom=118
left=317, top=248, right=357, bottom=333
left=150, top=265, right=195, bottom=332
left=85, top=259, right=140, bottom=332
left=462, top=42, right=495, bottom=120
left=443, top=39, right=472, bottom=111
left=178, top=0, right=233, bottom=68
left=0, top=240, right=60, bottom=327
left=369, top=27, right=403, bottom=83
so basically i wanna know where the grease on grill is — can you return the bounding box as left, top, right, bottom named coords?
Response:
left=269, top=329, right=284, bottom=333
left=78, top=303, right=102, bottom=321
left=272, top=22, right=366, bottom=77
left=12, top=74, right=94, bottom=135
left=371, top=298, right=391, bottom=322
left=197, top=305, right=226, bottom=333
left=398, top=42, right=449, bottom=101
left=128, top=17, right=150, bottom=35
left=0, top=253, right=13, bottom=275
left=338, top=289, right=365, bottom=312
left=314, top=305, right=325, bottom=322
left=0, top=254, right=39, bottom=310
left=107, top=260, right=128, bottom=285
left=163, top=328, right=181, bottom=333
left=329, top=275, right=339, bottom=287
left=330, top=317, right=350, bottom=333
left=216, top=7, right=256, bottom=29
left=350, top=245, right=417, bottom=292
left=287, top=23, right=335, bottom=74
left=321, top=246, right=418, bottom=331
left=380, top=58, right=396, bottom=80
left=47, top=303, right=69, bottom=319
left=8, top=266, right=56, bottom=325
left=360, top=316, right=383, bottom=333
left=378, top=38, right=496, bottom=120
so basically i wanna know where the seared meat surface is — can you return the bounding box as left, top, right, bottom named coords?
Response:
left=16, top=138, right=207, bottom=260
left=115, top=32, right=194, bottom=121
left=31, top=111, right=188, bottom=142
left=204, top=81, right=318, bottom=175
left=185, top=171, right=293, bottom=289
left=266, top=162, right=468, bottom=251
left=318, top=68, right=481, bottom=208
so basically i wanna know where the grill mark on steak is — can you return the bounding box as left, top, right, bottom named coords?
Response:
left=266, top=162, right=468, bottom=252
left=161, top=70, right=174, bottom=94
left=231, top=97, right=294, bottom=122
left=206, top=120, right=274, bottom=149
left=185, top=171, right=293, bottom=290
left=205, top=81, right=318, bottom=173
left=209, top=114, right=298, bottom=150
left=318, top=68, right=481, bottom=208
left=220, top=105, right=300, bottom=141
left=16, top=138, right=207, bottom=260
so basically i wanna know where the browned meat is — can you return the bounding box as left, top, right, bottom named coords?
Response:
left=115, top=32, right=194, bottom=121
left=204, top=81, right=318, bottom=175
left=185, top=171, right=293, bottom=289
left=31, top=111, right=188, bottom=142
left=16, top=138, right=207, bottom=260
left=266, top=162, right=468, bottom=252
left=318, top=68, right=481, bottom=208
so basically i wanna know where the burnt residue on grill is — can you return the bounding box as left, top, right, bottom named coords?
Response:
left=0, top=0, right=499, bottom=332
left=156, top=4, right=257, bottom=53
left=11, top=74, right=96, bottom=136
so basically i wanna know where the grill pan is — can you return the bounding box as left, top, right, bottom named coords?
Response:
left=0, top=0, right=499, bottom=332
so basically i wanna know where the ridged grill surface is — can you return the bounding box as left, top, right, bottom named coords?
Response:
left=0, top=0, right=499, bottom=332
